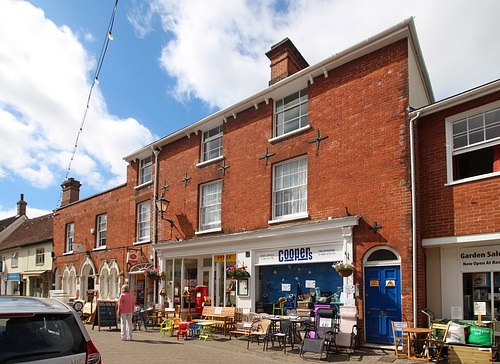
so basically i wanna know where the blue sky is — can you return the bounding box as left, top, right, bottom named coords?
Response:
left=1, top=0, right=499, bottom=218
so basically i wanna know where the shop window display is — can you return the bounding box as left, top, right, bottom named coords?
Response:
left=463, top=272, right=500, bottom=321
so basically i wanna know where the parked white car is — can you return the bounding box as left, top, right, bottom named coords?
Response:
left=0, top=295, right=101, bottom=363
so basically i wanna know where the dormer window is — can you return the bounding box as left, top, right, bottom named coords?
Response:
left=274, top=88, right=308, bottom=137
left=139, top=156, right=152, bottom=185
left=202, top=126, right=223, bottom=162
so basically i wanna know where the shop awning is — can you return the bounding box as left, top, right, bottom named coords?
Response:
left=21, top=270, right=50, bottom=277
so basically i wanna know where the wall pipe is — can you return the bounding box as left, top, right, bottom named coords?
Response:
left=409, top=111, right=420, bottom=328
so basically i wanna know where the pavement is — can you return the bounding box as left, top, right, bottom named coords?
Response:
left=85, top=323, right=420, bottom=364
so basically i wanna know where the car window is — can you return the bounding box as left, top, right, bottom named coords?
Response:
left=0, top=313, right=87, bottom=363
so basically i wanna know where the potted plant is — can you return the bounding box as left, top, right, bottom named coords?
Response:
left=226, top=265, right=250, bottom=280
left=334, top=262, right=354, bottom=277
left=144, top=268, right=161, bottom=280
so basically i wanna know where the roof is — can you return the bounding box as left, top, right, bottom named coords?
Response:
left=0, top=214, right=53, bottom=251
left=124, top=17, right=433, bottom=162
left=0, top=216, right=17, bottom=234
left=409, top=78, right=500, bottom=119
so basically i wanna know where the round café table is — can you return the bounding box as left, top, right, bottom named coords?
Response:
left=402, top=327, right=433, bottom=362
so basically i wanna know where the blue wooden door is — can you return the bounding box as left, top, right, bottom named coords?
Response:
left=364, top=266, right=401, bottom=344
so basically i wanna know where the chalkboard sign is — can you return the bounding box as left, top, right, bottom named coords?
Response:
left=93, top=300, right=118, bottom=331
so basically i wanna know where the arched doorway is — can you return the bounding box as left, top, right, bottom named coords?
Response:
left=80, top=256, right=97, bottom=302
left=363, top=246, right=401, bottom=344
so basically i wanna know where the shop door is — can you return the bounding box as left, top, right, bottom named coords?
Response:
left=364, top=266, right=401, bottom=344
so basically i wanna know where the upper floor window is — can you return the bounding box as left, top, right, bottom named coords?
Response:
left=11, top=252, right=18, bottom=268
left=35, top=248, right=45, bottom=265
left=139, top=156, right=152, bottom=185
left=66, top=223, right=74, bottom=253
left=96, top=214, right=107, bottom=248
left=448, top=101, right=500, bottom=183
left=199, top=180, right=222, bottom=232
left=202, top=126, right=223, bottom=162
left=272, top=157, right=308, bottom=220
left=137, top=201, right=150, bottom=242
left=275, top=88, right=308, bottom=137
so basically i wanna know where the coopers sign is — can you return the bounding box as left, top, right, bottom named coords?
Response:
left=256, top=244, right=342, bottom=265
left=460, top=245, right=500, bottom=272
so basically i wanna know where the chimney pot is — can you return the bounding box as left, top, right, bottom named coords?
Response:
left=17, top=194, right=27, bottom=216
left=61, top=178, right=82, bottom=207
left=266, top=38, right=309, bottom=86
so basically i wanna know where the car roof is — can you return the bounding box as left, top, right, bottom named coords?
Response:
left=0, top=296, right=72, bottom=314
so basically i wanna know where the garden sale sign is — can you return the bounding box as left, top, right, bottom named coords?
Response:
left=460, top=245, right=500, bottom=272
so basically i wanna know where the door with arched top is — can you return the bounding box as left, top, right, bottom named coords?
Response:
left=364, top=247, right=402, bottom=344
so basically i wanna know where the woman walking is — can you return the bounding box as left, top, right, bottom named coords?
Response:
left=118, top=284, right=135, bottom=341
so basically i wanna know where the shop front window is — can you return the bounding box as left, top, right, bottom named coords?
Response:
left=164, top=260, right=173, bottom=308
left=183, top=259, right=197, bottom=308
left=463, top=272, right=500, bottom=321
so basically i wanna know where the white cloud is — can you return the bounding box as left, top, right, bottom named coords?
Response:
left=131, top=0, right=500, bottom=108
left=0, top=0, right=155, bottom=193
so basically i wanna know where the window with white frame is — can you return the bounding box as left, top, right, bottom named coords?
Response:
left=66, top=223, right=74, bottom=253
left=11, top=252, right=18, bottom=268
left=448, top=101, right=500, bottom=182
left=137, top=201, right=150, bottom=242
left=35, top=248, right=45, bottom=265
left=275, top=88, right=308, bottom=137
left=202, top=125, right=223, bottom=162
left=199, top=180, right=222, bottom=231
left=139, top=155, right=152, bottom=185
left=96, top=214, right=107, bottom=248
left=273, top=157, right=308, bottom=219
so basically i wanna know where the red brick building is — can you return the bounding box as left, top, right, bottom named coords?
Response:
left=53, top=18, right=435, bottom=345
left=414, top=79, right=500, bottom=324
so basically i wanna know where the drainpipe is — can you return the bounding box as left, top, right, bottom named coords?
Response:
left=152, top=146, right=161, bottom=245
left=152, top=147, right=161, bottom=304
left=409, top=111, right=420, bottom=328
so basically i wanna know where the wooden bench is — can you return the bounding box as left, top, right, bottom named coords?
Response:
left=199, top=306, right=237, bottom=336
left=230, top=311, right=259, bottom=339
left=448, top=345, right=492, bottom=363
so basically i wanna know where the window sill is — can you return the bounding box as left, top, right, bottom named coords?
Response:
left=63, top=251, right=74, bottom=256
left=133, top=239, right=151, bottom=245
left=446, top=171, right=500, bottom=186
left=134, top=180, right=153, bottom=190
left=268, top=125, right=311, bottom=143
left=196, top=155, right=224, bottom=168
left=93, top=246, right=106, bottom=251
left=268, top=212, right=309, bottom=225
left=195, top=227, right=222, bottom=235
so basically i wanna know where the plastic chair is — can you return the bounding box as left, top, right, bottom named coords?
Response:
left=189, top=323, right=201, bottom=338
left=272, top=298, right=285, bottom=315
left=160, top=319, right=174, bottom=337
left=177, top=322, right=189, bottom=340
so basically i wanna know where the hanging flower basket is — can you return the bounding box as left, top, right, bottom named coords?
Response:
left=226, top=265, right=250, bottom=280
left=334, top=262, right=354, bottom=277
left=338, top=269, right=353, bottom=277
left=144, top=268, right=161, bottom=280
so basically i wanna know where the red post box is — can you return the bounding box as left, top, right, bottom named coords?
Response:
left=195, top=285, right=208, bottom=314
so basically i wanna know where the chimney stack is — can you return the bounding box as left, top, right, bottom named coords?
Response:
left=61, top=178, right=82, bottom=207
left=17, top=194, right=27, bottom=216
left=266, top=38, right=309, bottom=86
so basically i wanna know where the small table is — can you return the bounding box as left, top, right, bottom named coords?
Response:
left=403, top=327, right=434, bottom=362
left=199, top=321, right=217, bottom=341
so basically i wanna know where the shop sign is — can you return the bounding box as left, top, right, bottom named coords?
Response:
left=7, top=273, right=20, bottom=281
left=214, top=254, right=236, bottom=263
left=127, top=252, right=139, bottom=264
left=255, top=245, right=342, bottom=265
left=459, top=245, right=500, bottom=272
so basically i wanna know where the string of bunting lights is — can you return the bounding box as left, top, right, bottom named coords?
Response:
left=56, top=0, right=119, bottom=208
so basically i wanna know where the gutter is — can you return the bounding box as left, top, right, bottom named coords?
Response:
left=409, top=111, right=420, bottom=328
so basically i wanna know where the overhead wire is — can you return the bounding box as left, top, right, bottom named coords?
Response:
left=56, top=0, right=119, bottom=209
